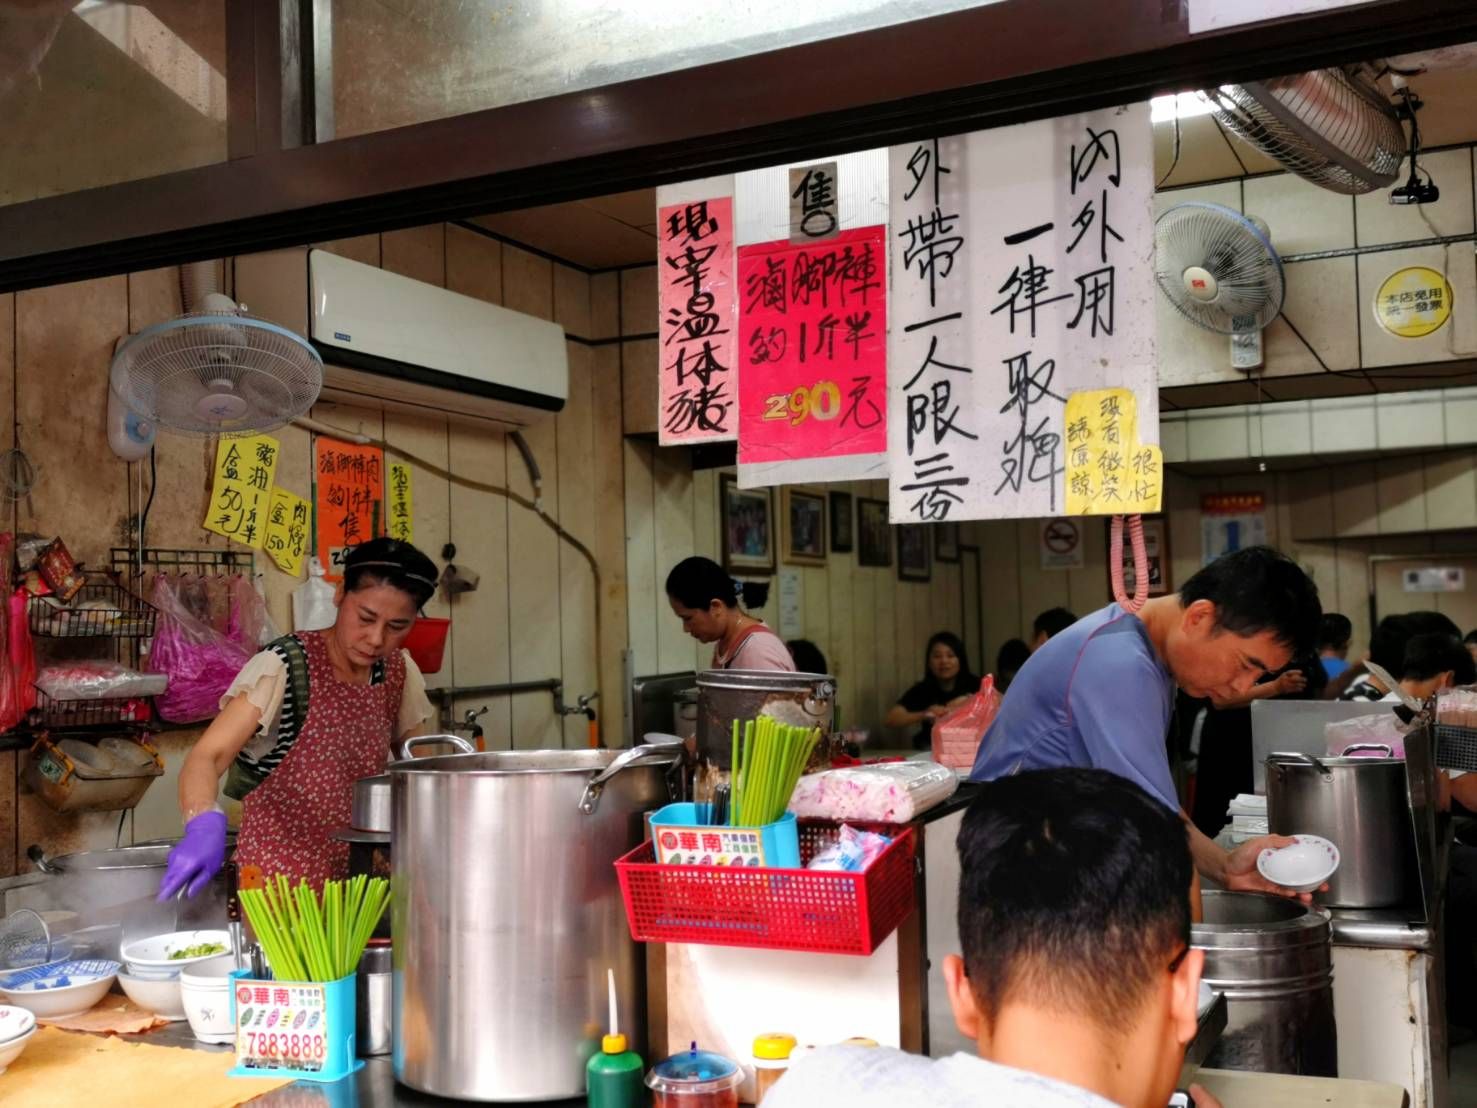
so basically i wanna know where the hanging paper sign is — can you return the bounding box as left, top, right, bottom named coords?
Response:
left=789, top=162, right=841, bottom=243
left=263, top=488, right=311, bottom=577
left=313, top=437, right=384, bottom=580
left=204, top=433, right=280, bottom=549
left=387, top=462, right=413, bottom=543
left=887, top=103, right=1157, bottom=522
left=1063, top=388, right=1162, bottom=515
left=658, top=196, right=738, bottom=445
left=736, top=225, right=888, bottom=483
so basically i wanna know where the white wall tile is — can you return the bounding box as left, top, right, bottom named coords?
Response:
left=1354, top=148, right=1475, bottom=246
left=1246, top=172, right=1353, bottom=254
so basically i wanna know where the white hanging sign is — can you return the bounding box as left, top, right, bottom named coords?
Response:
left=886, top=102, right=1159, bottom=523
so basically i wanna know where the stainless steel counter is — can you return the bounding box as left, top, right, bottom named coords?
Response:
left=126, top=1021, right=589, bottom=1105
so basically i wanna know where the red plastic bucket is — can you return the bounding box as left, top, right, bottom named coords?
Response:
left=403, top=617, right=450, bottom=674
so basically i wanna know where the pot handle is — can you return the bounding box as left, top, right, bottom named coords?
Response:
left=1268, top=750, right=1333, bottom=777
left=579, top=740, right=683, bottom=815
left=1343, top=743, right=1395, bottom=758
left=394, top=734, right=478, bottom=761
left=25, top=844, right=60, bottom=875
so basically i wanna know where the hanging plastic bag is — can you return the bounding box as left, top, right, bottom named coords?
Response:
left=789, top=761, right=958, bottom=823
left=292, top=558, right=337, bottom=633
left=931, top=675, right=1002, bottom=771
left=147, top=574, right=256, bottom=723
left=0, top=586, right=36, bottom=732
left=1325, top=710, right=1407, bottom=759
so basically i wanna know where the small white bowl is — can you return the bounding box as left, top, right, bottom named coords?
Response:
left=0, top=1026, right=35, bottom=1074
left=116, top=972, right=187, bottom=1022
left=1257, top=834, right=1340, bottom=894
left=179, top=971, right=234, bottom=1045
left=120, top=930, right=231, bottom=976
left=0, top=959, right=120, bottom=1020
left=0, top=1004, right=36, bottom=1044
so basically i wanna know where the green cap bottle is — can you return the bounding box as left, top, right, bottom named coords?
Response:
left=587, top=969, right=645, bottom=1108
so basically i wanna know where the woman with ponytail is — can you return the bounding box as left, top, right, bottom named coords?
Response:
left=665, top=556, right=795, bottom=672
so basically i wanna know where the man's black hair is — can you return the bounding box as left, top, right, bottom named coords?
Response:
left=1319, top=613, right=1352, bottom=652
left=1465, top=629, right=1477, bottom=647
left=956, top=768, right=1191, bottom=1029
left=786, top=639, right=828, bottom=675
left=1402, top=633, right=1477, bottom=685
left=1370, top=611, right=1462, bottom=675
left=1179, top=546, right=1321, bottom=657
left=1032, top=607, right=1078, bottom=640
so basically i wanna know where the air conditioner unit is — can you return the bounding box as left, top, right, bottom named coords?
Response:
left=308, top=248, right=567, bottom=429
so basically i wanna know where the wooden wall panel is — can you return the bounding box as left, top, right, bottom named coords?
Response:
left=445, top=226, right=503, bottom=304
left=315, top=235, right=380, bottom=267
left=653, top=448, right=696, bottom=674
left=591, top=344, right=628, bottom=742
left=382, top=410, right=452, bottom=686
left=557, top=341, right=599, bottom=747
left=624, top=440, right=659, bottom=678
left=381, top=225, right=445, bottom=287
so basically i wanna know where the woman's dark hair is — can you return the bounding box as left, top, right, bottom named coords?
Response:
left=343, top=538, right=438, bottom=609
left=786, top=639, right=828, bottom=675
left=924, top=631, right=974, bottom=684
left=665, top=556, right=770, bottom=610
left=995, top=638, right=1031, bottom=676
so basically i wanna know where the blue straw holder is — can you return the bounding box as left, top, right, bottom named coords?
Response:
left=649, top=803, right=800, bottom=868
left=228, top=969, right=362, bottom=1082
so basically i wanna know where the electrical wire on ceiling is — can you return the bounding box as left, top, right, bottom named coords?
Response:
left=1157, top=113, right=1183, bottom=189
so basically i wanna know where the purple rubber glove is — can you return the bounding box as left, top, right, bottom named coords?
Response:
left=157, top=810, right=228, bottom=900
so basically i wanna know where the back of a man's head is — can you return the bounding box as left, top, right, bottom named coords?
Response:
left=1032, top=607, right=1078, bottom=641
left=1403, top=632, right=1476, bottom=686
left=1319, top=613, right=1352, bottom=653
left=1179, top=546, right=1321, bottom=658
left=946, top=769, right=1198, bottom=1107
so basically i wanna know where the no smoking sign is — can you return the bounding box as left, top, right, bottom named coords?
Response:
left=1039, top=518, right=1084, bottom=570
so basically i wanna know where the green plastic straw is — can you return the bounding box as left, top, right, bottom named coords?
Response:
left=729, top=714, right=821, bottom=827
left=239, top=875, right=391, bottom=982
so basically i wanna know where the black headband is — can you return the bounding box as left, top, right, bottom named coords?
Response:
left=347, top=559, right=438, bottom=588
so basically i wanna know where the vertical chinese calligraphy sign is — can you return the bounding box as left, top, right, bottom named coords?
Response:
left=658, top=196, right=738, bottom=446
left=263, top=488, right=311, bottom=576
left=387, top=462, right=414, bottom=543
left=204, top=433, right=281, bottom=548
left=313, top=436, right=385, bottom=580
left=887, top=102, right=1159, bottom=523
left=736, top=225, right=889, bottom=486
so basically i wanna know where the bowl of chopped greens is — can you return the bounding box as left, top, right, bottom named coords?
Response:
left=120, top=930, right=231, bottom=978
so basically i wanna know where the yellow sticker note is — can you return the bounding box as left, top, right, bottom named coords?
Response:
left=203, top=434, right=281, bottom=549
left=1063, top=388, right=1162, bottom=516
left=263, top=488, right=311, bottom=576
left=387, top=462, right=413, bottom=544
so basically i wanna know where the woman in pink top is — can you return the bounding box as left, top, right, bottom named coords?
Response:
left=666, top=556, right=795, bottom=671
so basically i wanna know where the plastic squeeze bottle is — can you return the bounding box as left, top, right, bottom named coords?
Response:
left=587, top=968, right=644, bottom=1108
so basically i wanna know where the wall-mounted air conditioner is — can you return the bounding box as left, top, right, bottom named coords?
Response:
left=308, top=248, right=568, bottom=429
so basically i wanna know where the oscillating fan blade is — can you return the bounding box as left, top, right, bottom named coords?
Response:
left=1154, top=202, right=1285, bottom=335
left=110, top=311, right=323, bottom=436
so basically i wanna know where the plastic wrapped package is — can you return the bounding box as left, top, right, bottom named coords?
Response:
left=808, top=824, right=894, bottom=872
left=146, top=574, right=258, bottom=723
left=931, top=676, right=1001, bottom=770
left=35, top=660, right=168, bottom=700
left=788, top=761, right=958, bottom=823
left=1325, top=711, right=1406, bottom=759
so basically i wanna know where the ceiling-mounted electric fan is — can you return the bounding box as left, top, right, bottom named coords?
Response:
left=1154, top=201, right=1285, bottom=371
left=1199, top=66, right=1405, bottom=196
left=107, top=261, right=323, bottom=459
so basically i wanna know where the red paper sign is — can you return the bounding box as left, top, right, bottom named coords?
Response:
left=1201, top=492, right=1265, bottom=514
left=738, top=225, right=887, bottom=466
left=658, top=197, right=738, bottom=445
left=314, top=437, right=385, bottom=581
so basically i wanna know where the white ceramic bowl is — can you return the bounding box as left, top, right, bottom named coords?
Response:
left=0, top=1026, right=35, bottom=1074
left=116, top=972, right=187, bottom=1022
left=0, top=1004, right=36, bottom=1044
left=1257, top=834, right=1340, bottom=894
left=180, top=970, right=234, bottom=1045
left=120, top=930, right=231, bottom=976
left=0, top=959, right=120, bottom=1020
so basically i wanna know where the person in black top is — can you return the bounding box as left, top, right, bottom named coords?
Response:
left=994, top=638, right=1031, bottom=694
left=886, top=632, right=982, bottom=750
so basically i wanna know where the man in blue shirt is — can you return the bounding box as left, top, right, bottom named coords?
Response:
left=971, top=546, right=1322, bottom=900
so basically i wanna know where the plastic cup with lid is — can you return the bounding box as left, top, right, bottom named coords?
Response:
left=646, top=1045, right=744, bottom=1107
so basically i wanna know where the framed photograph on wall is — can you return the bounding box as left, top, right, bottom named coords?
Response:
left=720, top=474, right=775, bottom=576
left=935, top=522, right=961, bottom=563
left=1104, top=514, right=1171, bottom=599
left=897, top=524, right=932, bottom=582
left=830, top=491, right=854, bottom=553
left=782, top=488, right=827, bottom=567
left=857, top=498, right=892, bottom=567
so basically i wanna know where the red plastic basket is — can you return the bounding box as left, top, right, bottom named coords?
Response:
left=615, top=821, right=916, bottom=956
left=403, top=617, right=450, bottom=674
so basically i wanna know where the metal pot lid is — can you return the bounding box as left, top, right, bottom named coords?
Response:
left=697, top=668, right=836, bottom=692
left=332, top=827, right=392, bottom=844
left=389, top=747, right=661, bottom=776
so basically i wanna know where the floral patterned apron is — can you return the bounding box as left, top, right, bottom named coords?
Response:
left=235, top=630, right=405, bottom=887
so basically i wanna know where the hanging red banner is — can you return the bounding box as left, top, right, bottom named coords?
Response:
left=658, top=196, right=738, bottom=445
left=313, top=437, right=384, bottom=581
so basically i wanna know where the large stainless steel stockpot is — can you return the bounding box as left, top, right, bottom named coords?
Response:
left=1266, top=747, right=1413, bottom=908
left=389, top=742, right=673, bottom=1102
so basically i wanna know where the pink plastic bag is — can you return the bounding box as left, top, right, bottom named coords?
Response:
left=146, top=574, right=259, bottom=723
left=931, top=676, right=1001, bottom=771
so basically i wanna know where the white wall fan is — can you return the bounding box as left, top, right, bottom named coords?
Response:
left=1154, top=202, right=1284, bottom=371
left=107, top=261, right=323, bottom=459
left=1198, top=65, right=1405, bottom=195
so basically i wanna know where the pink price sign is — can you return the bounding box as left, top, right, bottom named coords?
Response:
left=658, top=196, right=738, bottom=445
left=738, top=225, right=887, bottom=466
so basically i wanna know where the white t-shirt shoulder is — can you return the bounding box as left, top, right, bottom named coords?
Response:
left=765, top=1046, right=1121, bottom=1108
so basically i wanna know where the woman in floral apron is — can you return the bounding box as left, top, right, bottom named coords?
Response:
left=159, top=538, right=438, bottom=897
